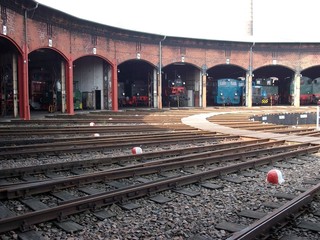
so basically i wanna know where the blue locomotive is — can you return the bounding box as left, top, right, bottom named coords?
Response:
left=211, top=77, right=279, bottom=106
left=212, top=78, right=243, bottom=105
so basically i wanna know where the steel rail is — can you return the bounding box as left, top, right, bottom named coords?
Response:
left=0, top=130, right=213, bottom=148
left=227, top=182, right=320, bottom=240
left=0, top=139, right=284, bottom=189
left=0, top=139, right=272, bottom=178
left=6, top=118, right=185, bottom=123
left=0, top=134, right=236, bottom=159
left=0, top=145, right=319, bottom=234
left=0, top=132, right=219, bottom=151
left=0, top=143, right=316, bottom=200
left=0, top=125, right=192, bottom=135
left=0, top=123, right=189, bottom=130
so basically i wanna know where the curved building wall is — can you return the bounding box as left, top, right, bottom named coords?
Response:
left=1, top=1, right=320, bottom=118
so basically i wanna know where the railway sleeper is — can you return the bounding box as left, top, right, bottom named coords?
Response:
left=227, top=182, right=320, bottom=240
left=0, top=143, right=318, bottom=200
left=0, top=146, right=320, bottom=234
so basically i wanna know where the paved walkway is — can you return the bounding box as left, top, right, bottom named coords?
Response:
left=181, top=111, right=320, bottom=145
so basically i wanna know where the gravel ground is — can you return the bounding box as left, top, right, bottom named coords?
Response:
left=0, top=141, right=217, bottom=170
left=1, top=108, right=320, bottom=240
left=1, top=153, right=320, bottom=240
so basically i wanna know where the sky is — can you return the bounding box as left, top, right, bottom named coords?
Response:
left=35, top=0, right=320, bottom=43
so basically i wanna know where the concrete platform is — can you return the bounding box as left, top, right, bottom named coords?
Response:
left=181, top=111, right=320, bottom=145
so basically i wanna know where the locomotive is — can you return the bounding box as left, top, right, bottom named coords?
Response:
left=29, top=69, right=83, bottom=111
left=289, top=76, right=315, bottom=105
left=29, top=70, right=52, bottom=110
left=118, top=81, right=149, bottom=107
left=164, top=75, right=188, bottom=107
left=312, top=77, right=320, bottom=104
left=212, top=78, right=243, bottom=105
left=251, top=77, right=279, bottom=105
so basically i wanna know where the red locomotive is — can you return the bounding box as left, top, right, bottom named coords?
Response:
left=165, top=75, right=188, bottom=107
left=118, top=81, right=150, bottom=107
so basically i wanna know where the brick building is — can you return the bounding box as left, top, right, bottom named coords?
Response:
left=1, top=0, right=320, bottom=119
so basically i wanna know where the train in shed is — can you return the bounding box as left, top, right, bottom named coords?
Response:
left=251, top=77, right=279, bottom=105
left=210, top=75, right=320, bottom=106
left=212, top=78, right=243, bottom=105
left=288, top=76, right=320, bottom=105
left=209, top=77, right=279, bottom=106
left=164, top=75, right=188, bottom=107
left=29, top=69, right=84, bottom=112
left=118, top=81, right=150, bottom=107
left=312, top=77, right=320, bottom=104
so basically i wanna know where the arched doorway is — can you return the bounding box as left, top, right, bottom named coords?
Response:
left=162, top=63, right=200, bottom=108
left=0, top=37, right=21, bottom=117
left=117, top=60, right=155, bottom=109
left=206, top=64, right=246, bottom=106
left=253, top=65, right=293, bottom=105
left=28, top=48, right=66, bottom=114
left=73, top=56, right=112, bottom=110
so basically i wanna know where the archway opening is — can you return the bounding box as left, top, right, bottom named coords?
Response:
left=206, top=64, right=246, bottom=106
left=28, top=48, right=66, bottom=113
left=117, top=60, right=155, bottom=108
left=73, top=56, right=111, bottom=111
left=162, top=63, right=200, bottom=108
left=253, top=65, right=293, bottom=105
left=0, top=37, right=21, bottom=117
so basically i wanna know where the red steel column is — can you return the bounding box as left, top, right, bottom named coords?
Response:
left=112, top=62, right=118, bottom=111
left=66, top=59, right=74, bottom=115
left=22, top=44, right=30, bottom=120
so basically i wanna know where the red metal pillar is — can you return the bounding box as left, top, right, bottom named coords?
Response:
left=112, top=62, right=118, bottom=111
left=66, top=59, right=74, bottom=115
left=21, top=45, right=30, bottom=120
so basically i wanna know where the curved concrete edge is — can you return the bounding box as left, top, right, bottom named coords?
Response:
left=181, top=112, right=320, bottom=144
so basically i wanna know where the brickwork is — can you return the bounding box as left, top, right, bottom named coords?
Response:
left=2, top=3, right=320, bottom=73
left=2, top=1, right=320, bottom=119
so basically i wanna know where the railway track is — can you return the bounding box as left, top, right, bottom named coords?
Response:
left=227, top=180, right=320, bottom=240
left=0, top=130, right=212, bottom=146
left=0, top=139, right=301, bottom=196
left=208, top=112, right=319, bottom=137
left=1, top=108, right=320, bottom=239
left=0, top=138, right=267, bottom=182
left=0, top=139, right=319, bottom=236
left=0, top=131, right=235, bottom=160
left=0, top=124, right=194, bottom=136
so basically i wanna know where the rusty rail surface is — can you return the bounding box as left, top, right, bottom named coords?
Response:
left=0, top=133, right=236, bottom=159
left=0, top=125, right=193, bottom=135
left=227, top=182, right=320, bottom=240
left=0, top=139, right=286, bottom=195
left=0, top=131, right=211, bottom=147
left=0, top=139, right=271, bottom=179
left=0, top=144, right=319, bottom=234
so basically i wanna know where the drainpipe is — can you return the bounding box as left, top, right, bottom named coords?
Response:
left=24, top=3, right=39, bottom=44
left=22, top=2, right=39, bottom=120
left=158, top=35, right=166, bottom=109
